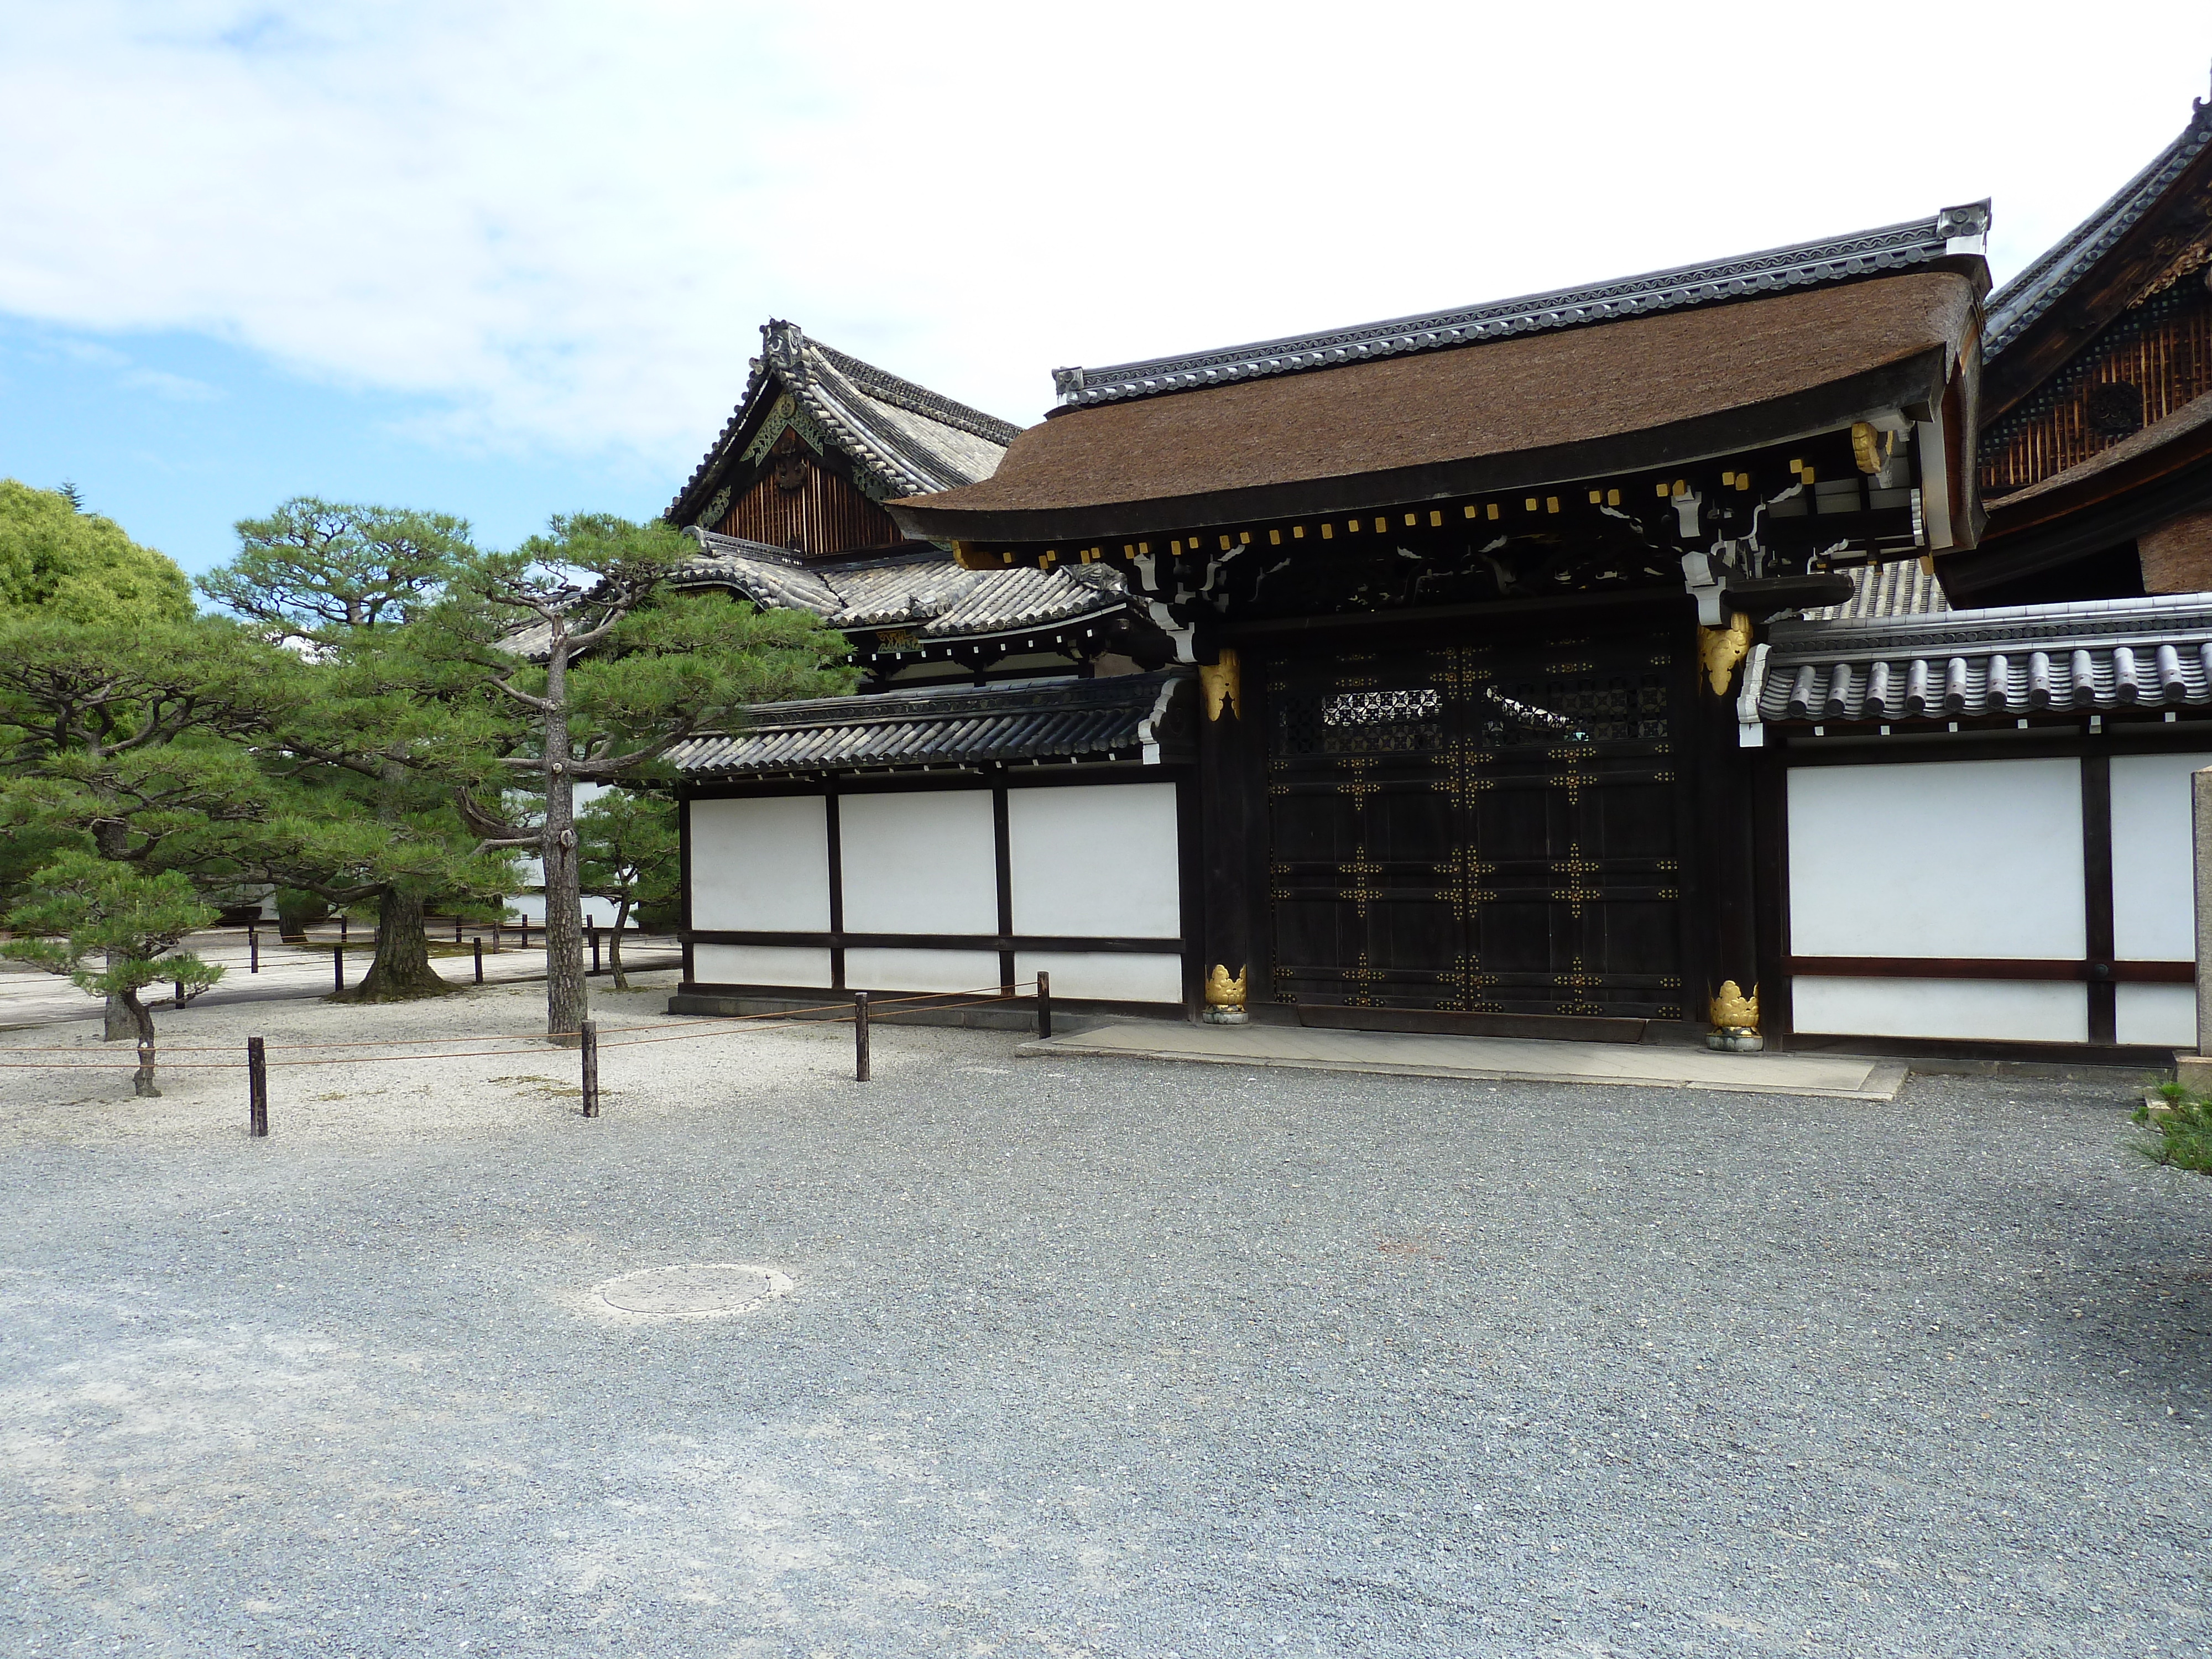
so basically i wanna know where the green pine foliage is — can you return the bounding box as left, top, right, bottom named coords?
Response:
left=2136, top=1085, right=2212, bottom=1173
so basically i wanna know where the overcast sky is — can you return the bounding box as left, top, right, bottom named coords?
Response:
left=3, top=1, right=2209, bottom=574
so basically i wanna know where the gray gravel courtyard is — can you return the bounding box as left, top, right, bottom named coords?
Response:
left=2, top=978, right=2209, bottom=1656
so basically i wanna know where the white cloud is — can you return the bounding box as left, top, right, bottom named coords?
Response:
left=3, top=1, right=2208, bottom=488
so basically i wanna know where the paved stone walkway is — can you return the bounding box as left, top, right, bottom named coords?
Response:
left=1026, top=1020, right=1909, bottom=1099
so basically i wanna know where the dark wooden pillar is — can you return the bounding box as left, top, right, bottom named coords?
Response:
left=1197, top=649, right=1253, bottom=1021
left=1693, top=618, right=1762, bottom=1040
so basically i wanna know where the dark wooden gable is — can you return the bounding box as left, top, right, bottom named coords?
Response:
left=1981, top=265, right=2212, bottom=498
left=1980, top=97, right=2212, bottom=499
left=712, top=423, right=905, bottom=556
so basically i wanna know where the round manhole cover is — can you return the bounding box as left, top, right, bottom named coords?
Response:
left=592, top=1264, right=792, bottom=1319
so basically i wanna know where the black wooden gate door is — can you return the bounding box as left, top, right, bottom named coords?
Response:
left=1265, top=637, right=1687, bottom=1020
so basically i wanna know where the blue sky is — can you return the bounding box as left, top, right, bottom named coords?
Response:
left=4, top=2, right=2209, bottom=580
left=1, top=317, right=672, bottom=570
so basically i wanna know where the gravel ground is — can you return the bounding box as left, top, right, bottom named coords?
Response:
left=2, top=977, right=2209, bottom=1657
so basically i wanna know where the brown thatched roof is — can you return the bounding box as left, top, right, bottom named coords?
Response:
left=889, top=273, right=1979, bottom=544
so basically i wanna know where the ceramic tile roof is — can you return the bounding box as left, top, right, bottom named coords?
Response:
left=669, top=321, right=1022, bottom=524
left=1798, top=560, right=1951, bottom=622
left=671, top=531, right=1130, bottom=642
left=663, top=670, right=1195, bottom=779
left=1051, top=205, right=1990, bottom=410
left=1985, top=98, right=2212, bottom=362
left=1750, top=592, right=2212, bottom=725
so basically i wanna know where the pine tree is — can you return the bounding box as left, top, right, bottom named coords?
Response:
left=3, top=854, right=221, bottom=1095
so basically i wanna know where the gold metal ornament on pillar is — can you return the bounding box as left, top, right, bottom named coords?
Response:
left=1199, top=650, right=1241, bottom=721
left=1205, top=964, right=1248, bottom=1006
left=1709, top=980, right=1759, bottom=1029
left=1705, top=980, right=1762, bottom=1052
left=1851, top=420, right=1895, bottom=476
left=1698, top=614, right=1752, bottom=695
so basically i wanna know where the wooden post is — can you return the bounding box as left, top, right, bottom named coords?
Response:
left=248, top=926, right=259, bottom=974
left=520, top=922, right=529, bottom=950
left=854, top=991, right=870, bottom=1081
left=590, top=925, right=601, bottom=976
left=174, top=978, right=185, bottom=1007
left=473, top=937, right=484, bottom=984
left=580, top=1020, right=599, bottom=1117
left=1695, top=616, right=1763, bottom=1050
left=492, top=921, right=500, bottom=953
left=333, top=947, right=344, bottom=992
left=339, top=915, right=348, bottom=946
left=1196, top=649, right=1252, bottom=1025
left=247, top=1036, right=268, bottom=1138
left=454, top=915, right=463, bottom=945
left=1037, top=969, right=1052, bottom=1040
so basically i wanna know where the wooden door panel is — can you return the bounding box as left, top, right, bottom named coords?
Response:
left=1266, top=638, right=1686, bottom=1019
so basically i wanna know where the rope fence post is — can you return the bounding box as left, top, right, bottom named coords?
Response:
left=472, top=937, right=484, bottom=984
left=174, top=978, right=186, bottom=1008
left=1037, top=969, right=1052, bottom=1040
left=339, top=915, right=348, bottom=946
left=455, top=916, right=463, bottom=945
left=854, top=991, right=870, bottom=1082
left=247, top=1036, right=268, bottom=1138
left=333, top=946, right=344, bottom=993
left=591, top=925, right=601, bottom=976
left=580, top=1019, right=599, bottom=1117
left=492, top=921, right=500, bottom=953
left=248, top=926, right=259, bottom=974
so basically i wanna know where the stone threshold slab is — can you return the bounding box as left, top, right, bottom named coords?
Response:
left=1018, top=1021, right=1908, bottom=1101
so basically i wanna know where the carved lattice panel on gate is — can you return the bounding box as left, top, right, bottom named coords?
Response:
left=1265, top=639, right=1686, bottom=1019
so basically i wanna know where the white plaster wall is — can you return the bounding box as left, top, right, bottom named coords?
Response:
left=1788, top=759, right=2085, bottom=958
left=1008, top=784, right=1181, bottom=938
left=839, top=791, right=999, bottom=934
left=1016, top=951, right=1183, bottom=1004
left=688, top=797, right=831, bottom=932
left=504, top=894, right=638, bottom=928
left=693, top=943, right=832, bottom=989
left=844, top=948, right=1003, bottom=994
left=2109, top=752, right=2212, bottom=962
left=1791, top=976, right=2088, bottom=1042
left=2118, top=982, right=2197, bottom=1047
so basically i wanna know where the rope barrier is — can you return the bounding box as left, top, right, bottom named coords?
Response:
left=0, top=981, right=1044, bottom=1069
left=0, top=979, right=924, bottom=1052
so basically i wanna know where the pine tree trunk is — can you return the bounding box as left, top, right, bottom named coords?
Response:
left=102, top=969, right=133, bottom=1042
left=541, top=650, right=588, bottom=1044
left=609, top=895, right=631, bottom=991
left=344, top=886, right=451, bottom=1001
left=122, top=987, right=160, bottom=1097
left=95, top=823, right=132, bottom=1040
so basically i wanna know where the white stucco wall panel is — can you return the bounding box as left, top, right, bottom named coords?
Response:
left=688, top=797, right=830, bottom=932
left=2109, top=753, right=2212, bottom=962
left=1791, top=975, right=2088, bottom=1042
left=839, top=791, right=998, bottom=934
left=1016, top=950, right=1183, bottom=1004
left=1788, top=759, right=2085, bottom=959
left=692, top=943, right=832, bottom=989
left=1008, top=784, right=1181, bottom=938
left=2117, top=982, right=2197, bottom=1047
left=843, top=947, right=1003, bottom=994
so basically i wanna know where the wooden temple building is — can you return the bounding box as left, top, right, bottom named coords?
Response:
left=661, top=93, right=2212, bottom=1061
